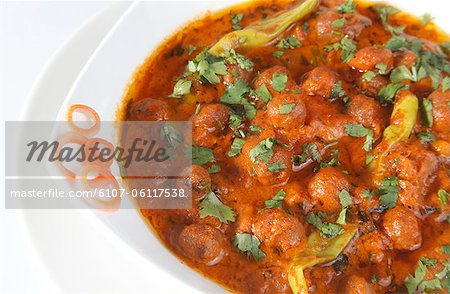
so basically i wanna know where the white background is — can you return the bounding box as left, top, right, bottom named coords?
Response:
left=0, top=2, right=110, bottom=292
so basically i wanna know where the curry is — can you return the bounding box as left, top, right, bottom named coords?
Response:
left=120, top=0, right=450, bottom=292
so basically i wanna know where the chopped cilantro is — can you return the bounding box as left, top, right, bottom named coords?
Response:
left=370, top=274, right=378, bottom=284
left=336, top=189, right=352, bottom=225
left=207, top=164, right=221, bottom=174
left=344, top=124, right=374, bottom=151
left=249, top=138, right=286, bottom=164
left=273, top=50, right=284, bottom=58
left=220, top=81, right=256, bottom=120
left=228, top=110, right=243, bottom=130
left=190, top=146, right=216, bottom=166
left=232, top=233, right=266, bottom=260
left=260, top=189, right=286, bottom=211
left=187, top=45, right=199, bottom=55
left=228, top=138, right=245, bottom=157
left=416, top=131, right=435, bottom=144
left=442, top=77, right=450, bottom=92
left=421, top=98, right=434, bottom=127
left=386, top=36, right=409, bottom=51
left=339, top=189, right=353, bottom=208
left=249, top=125, right=262, bottom=132
left=276, top=35, right=301, bottom=49
left=161, top=122, right=184, bottom=149
left=332, top=18, right=346, bottom=28
left=268, top=161, right=287, bottom=173
left=420, top=257, right=437, bottom=267
left=390, top=65, right=427, bottom=83
left=169, top=79, right=191, bottom=98
left=337, top=0, right=356, bottom=14
left=362, top=71, right=377, bottom=82
left=223, top=49, right=254, bottom=71
left=405, top=258, right=450, bottom=294
left=438, top=189, right=450, bottom=209
left=378, top=177, right=399, bottom=209
left=293, top=142, right=322, bottom=165
left=331, top=81, right=346, bottom=100
left=325, top=35, right=357, bottom=63
left=230, top=11, right=243, bottom=30
left=221, top=81, right=251, bottom=104
left=307, top=212, right=345, bottom=238
left=272, top=73, right=288, bottom=91
left=199, top=191, right=235, bottom=223
left=361, top=189, right=374, bottom=200
left=420, top=13, right=435, bottom=26
left=378, top=83, right=409, bottom=104
left=254, top=84, right=272, bottom=103
left=187, top=51, right=227, bottom=84
left=279, top=103, right=296, bottom=114
left=376, top=63, right=389, bottom=75
left=442, top=244, right=450, bottom=254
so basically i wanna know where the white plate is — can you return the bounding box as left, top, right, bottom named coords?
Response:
left=20, top=2, right=205, bottom=293
left=29, top=0, right=450, bottom=292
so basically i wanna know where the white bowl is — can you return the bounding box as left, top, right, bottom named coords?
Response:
left=54, top=0, right=450, bottom=292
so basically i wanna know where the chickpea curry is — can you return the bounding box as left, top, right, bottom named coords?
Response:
left=121, top=0, right=450, bottom=293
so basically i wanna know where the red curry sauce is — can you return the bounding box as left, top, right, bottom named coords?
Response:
left=121, top=0, right=450, bottom=292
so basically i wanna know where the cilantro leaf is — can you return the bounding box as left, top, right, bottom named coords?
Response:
left=279, top=103, right=296, bottom=114
left=254, top=84, right=272, bottom=103
left=230, top=11, right=243, bottom=30
left=169, top=79, right=192, bottom=98
left=378, top=83, right=409, bottom=104
left=228, top=138, right=245, bottom=157
left=420, top=13, right=434, bottom=26
left=307, top=212, right=345, bottom=238
left=249, top=125, right=262, bottom=132
left=207, top=164, right=221, bottom=174
left=188, top=51, right=227, bottom=84
left=332, top=18, right=346, bottom=28
left=362, top=71, right=377, bottom=82
left=344, top=124, right=374, bottom=151
left=421, top=98, right=434, bottom=127
left=336, top=189, right=352, bottom=225
left=268, top=161, right=287, bottom=173
left=361, top=189, right=374, bottom=200
left=442, top=77, right=450, bottom=92
left=220, top=81, right=256, bottom=120
left=442, top=244, right=450, bottom=254
left=260, top=189, right=286, bottom=211
left=224, top=49, right=254, bottom=71
left=416, top=131, right=435, bottom=144
left=249, top=138, right=287, bottom=164
left=337, top=0, right=356, bottom=14
left=438, top=189, right=450, bottom=209
left=272, top=73, right=288, bottom=91
left=331, top=81, right=346, bottom=100
left=276, top=35, right=301, bottom=49
left=273, top=50, right=284, bottom=58
left=339, top=189, right=353, bottom=208
left=199, top=191, right=235, bottom=223
left=161, top=122, right=184, bottom=149
left=293, top=142, right=322, bottom=165
left=325, top=35, right=357, bottom=62
left=232, top=233, right=266, bottom=260
left=190, top=146, right=216, bottom=166
left=378, top=177, right=399, bottom=209
left=390, top=65, right=427, bottom=83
